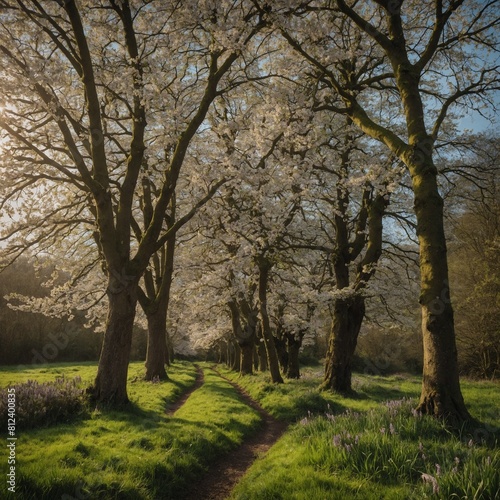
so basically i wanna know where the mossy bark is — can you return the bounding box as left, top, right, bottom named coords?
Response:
left=240, top=342, right=254, bottom=375
left=408, top=149, right=470, bottom=422
left=91, top=276, right=138, bottom=406
left=322, top=295, right=365, bottom=394
left=144, top=303, right=168, bottom=381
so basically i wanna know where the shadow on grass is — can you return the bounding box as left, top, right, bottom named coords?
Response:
left=354, top=384, right=416, bottom=402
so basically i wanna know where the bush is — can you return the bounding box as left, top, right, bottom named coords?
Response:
left=0, top=376, right=87, bottom=429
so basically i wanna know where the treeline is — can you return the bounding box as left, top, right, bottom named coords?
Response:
left=0, top=259, right=146, bottom=366
left=2, top=184, right=498, bottom=380
left=203, top=180, right=499, bottom=381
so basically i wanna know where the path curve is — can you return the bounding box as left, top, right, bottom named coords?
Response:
left=165, top=364, right=204, bottom=415
left=181, top=367, right=288, bottom=500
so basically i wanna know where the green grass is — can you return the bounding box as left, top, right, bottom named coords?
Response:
left=1, top=361, right=498, bottom=499
left=224, top=368, right=499, bottom=500
left=220, top=366, right=424, bottom=421
left=0, top=361, right=261, bottom=499
left=0, top=361, right=98, bottom=387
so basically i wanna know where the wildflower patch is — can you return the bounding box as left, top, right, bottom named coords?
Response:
left=0, top=376, right=87, bottom=430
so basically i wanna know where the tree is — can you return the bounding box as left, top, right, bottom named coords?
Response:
left=192, top=78, right=317, bottom=383
left=0, top=0, right=265, bottom=406
left=257, top=0, right=499, bottom=422
left=307, top=118, right=394, bottom=394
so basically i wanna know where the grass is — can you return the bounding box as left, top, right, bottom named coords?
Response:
left=223, top=368, right=499, bottom=500
left=0, top=361, right=99, bottom=387
left=220, top=366, right=424, bottom=421
left=0, top=361, right=261, bottom=499
left=1, top=361, right=498, bottom=499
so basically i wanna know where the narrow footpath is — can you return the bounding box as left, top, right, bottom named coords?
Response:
left=173, top=366, right=288, bottom=500
left=165, top=365, right=204, bottom=415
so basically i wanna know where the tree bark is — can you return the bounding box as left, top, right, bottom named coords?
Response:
left=91, top=275, right=138, bottom=406
left=144, top=302, right=168, bottom=381
left=226, top=341, right=232, bottom=368
left=165, top=328, right=174, bottom=365
left=253, top=344, right=259, bottom=371
left=408, top=151, right=471, bottom=422
left=285, top=334, right=301, bottom=379
left=240, top=342, right=254, bottom=375
left=257, top=259, right=283, bottom=383
left=274, top=334, right=289, bottom=373
left=233, top=342, right=241, bottom=371
left=142, top=234, right=176, bottom=380
left=228, top=299, right=256, bottom=375
left=322, top=295, right=365, bottom=394
left=257, top=341, right=268, bottom=372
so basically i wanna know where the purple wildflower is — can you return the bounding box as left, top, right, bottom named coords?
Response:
left=421, top=473, right=439, bottom=494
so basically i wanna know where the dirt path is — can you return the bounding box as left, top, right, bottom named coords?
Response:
left=180, top=368, right=289, bottom=500
left=165, top=364, right=204, bottom=415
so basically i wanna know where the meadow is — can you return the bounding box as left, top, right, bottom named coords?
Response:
left=0, top=361, right=498, bottom=499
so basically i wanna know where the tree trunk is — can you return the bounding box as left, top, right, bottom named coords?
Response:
left=274, top=334, right=288, bottom=373
left=285, top=334, right=301, bottom=379
left=144, top=303, right=168, bottom=381
left=322, top=295, right=365, bottom=394
left=226, top=341, right=232, bottom=367
left=257, top=341, right=268, bottom=372
left=253, top=344, right=259, bottom=371
left=233, top=342, right=241, bottom=371
left=409, top=153, right=471, bottom=422
left=388, top=41, right=470, bottom=422
left=91, top=276, right=138, bottom=406
left=228, top=299, right=256, bottom=375
left=240, top=342, right=254, bottom=375
left=257, top=259, right=283, bottom=384
left=143, top=236, right=175, bottom=380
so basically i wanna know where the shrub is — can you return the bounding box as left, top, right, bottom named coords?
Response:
left=0, top=376, right=87, bottom=429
